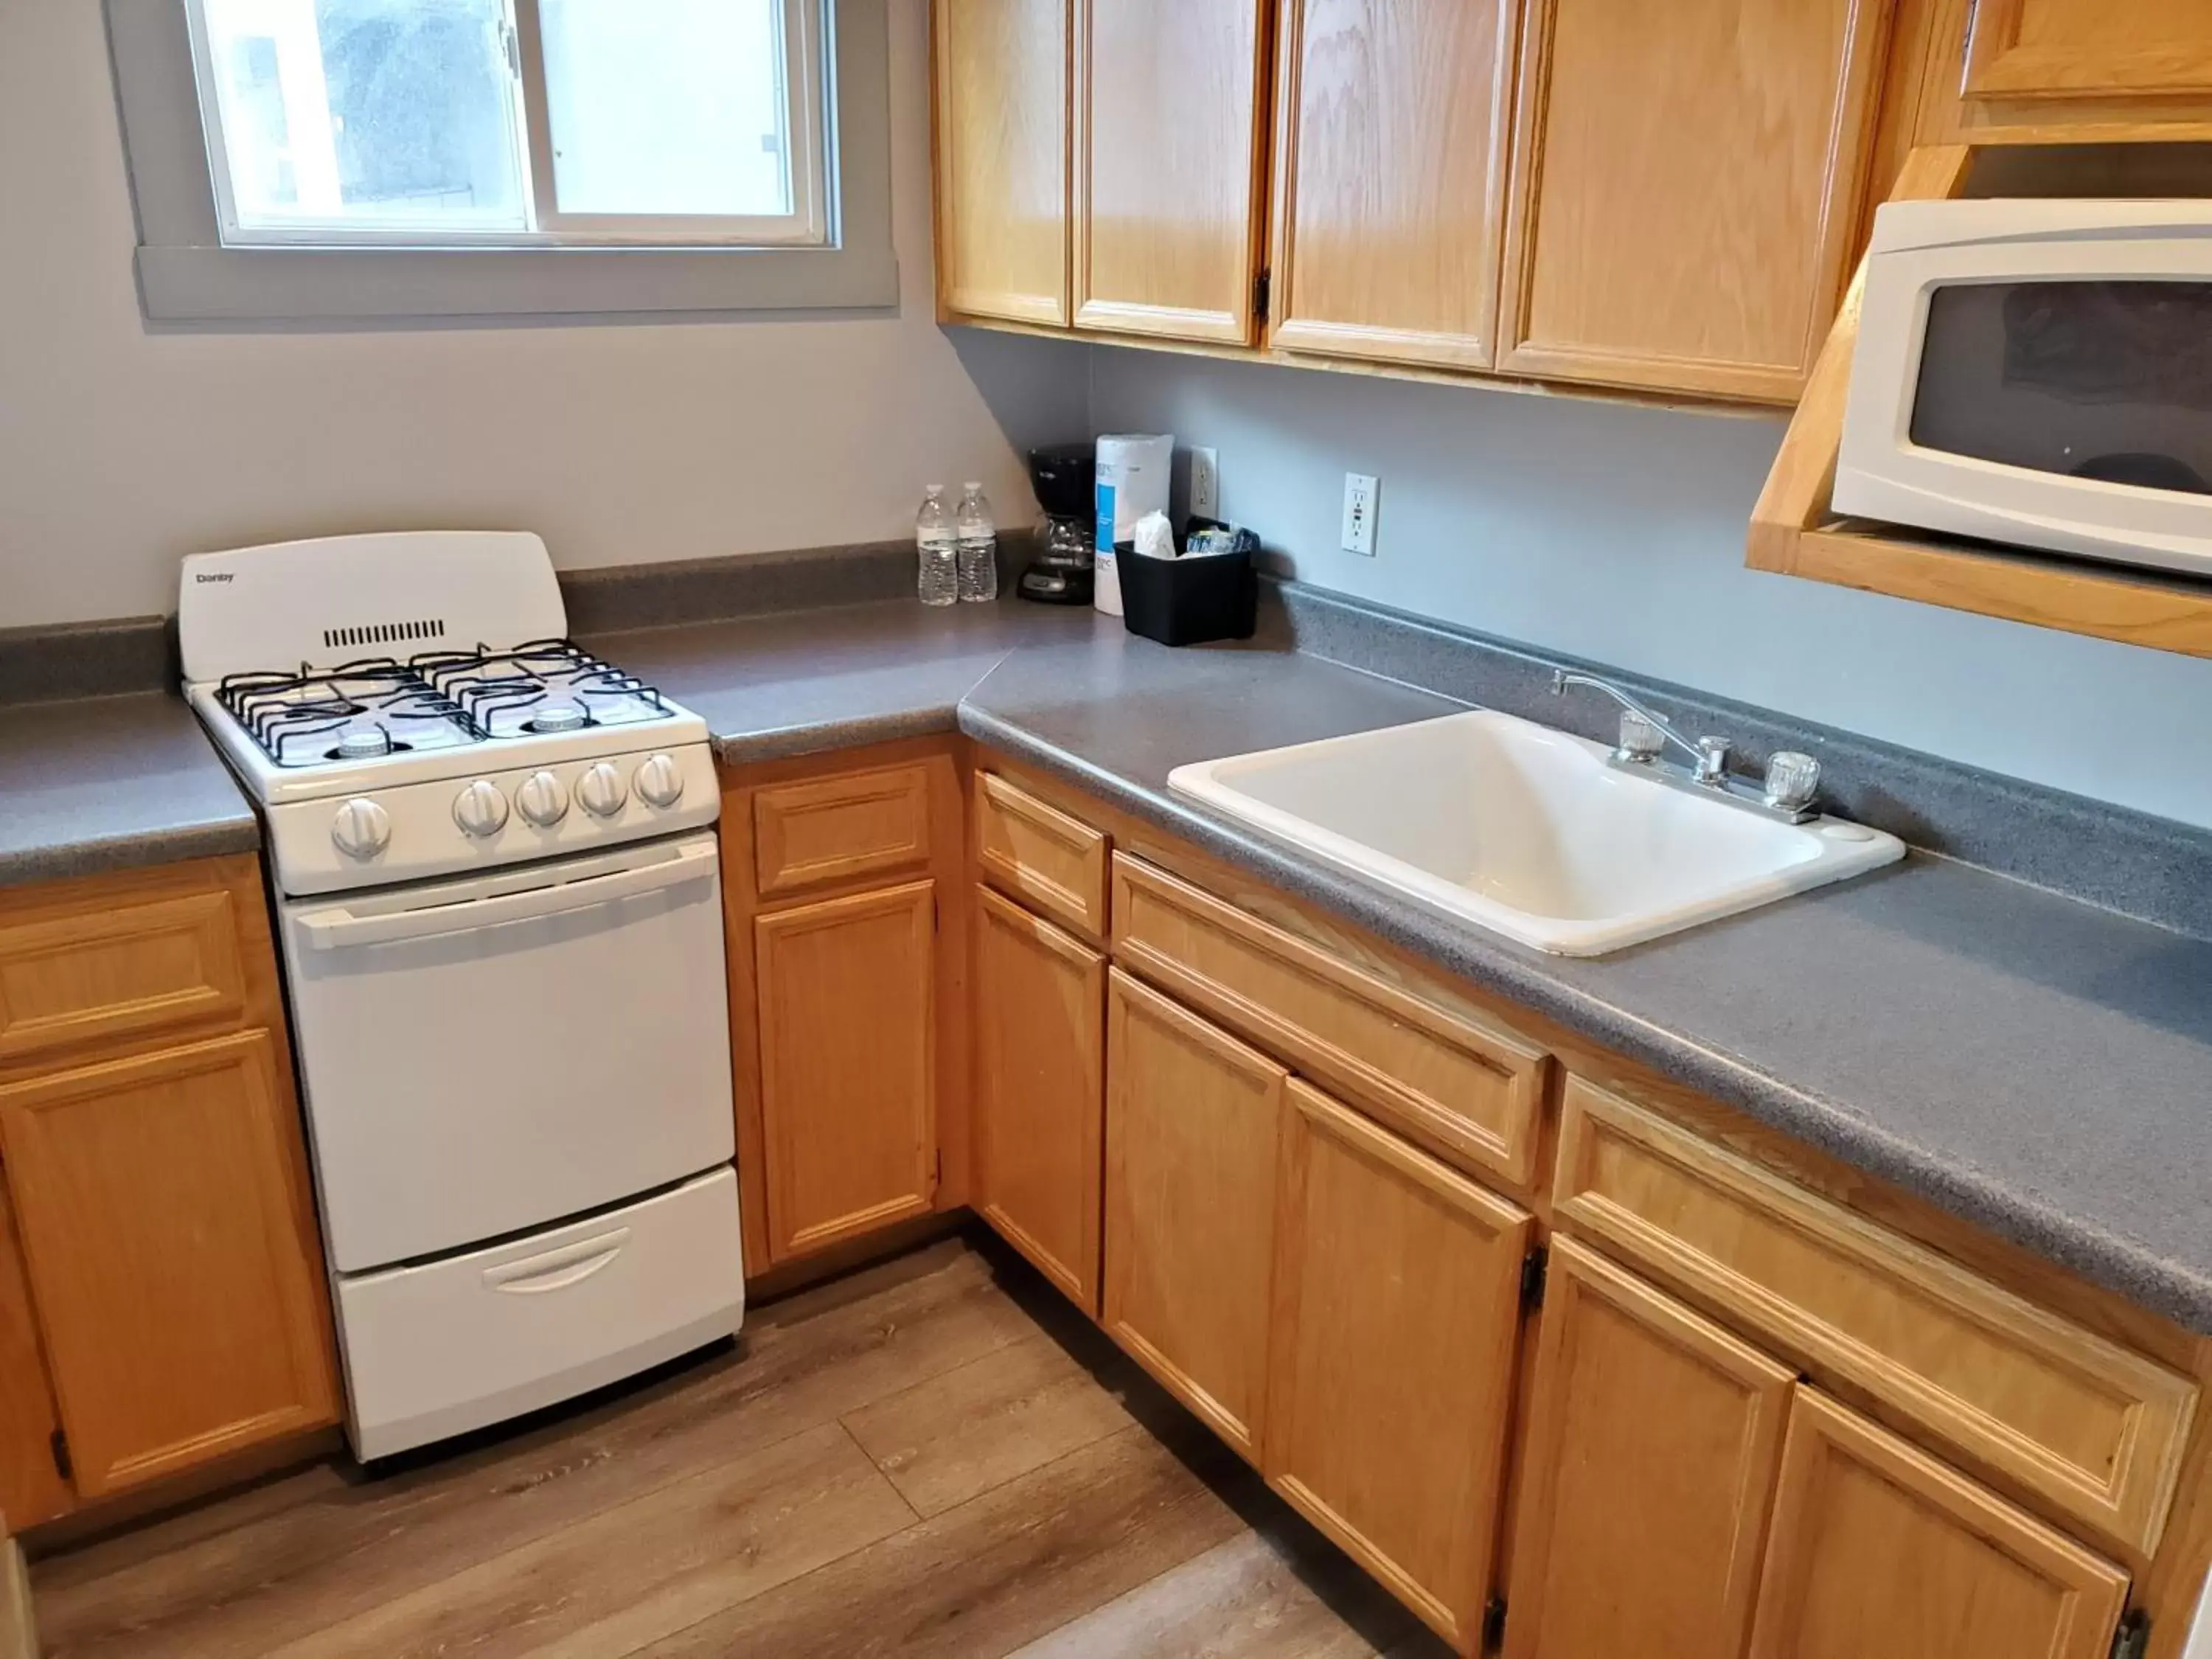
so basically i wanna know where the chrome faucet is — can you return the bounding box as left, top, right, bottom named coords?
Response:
left=1551, top=669, right=1823, bottom=823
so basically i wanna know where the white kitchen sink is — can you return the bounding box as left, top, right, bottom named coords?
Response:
left=1167, top=709, right=1905, bottom=956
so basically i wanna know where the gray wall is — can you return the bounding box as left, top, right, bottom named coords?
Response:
left=0, top=2, right=1086, bottom=627
left=1088, top=347, right=2212, bottom=832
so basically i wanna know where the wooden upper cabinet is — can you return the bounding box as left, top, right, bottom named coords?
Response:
left=1269, top=0, right=1521, bottom=369
left=1265, top=1081, right=1531, bottom=1651
left=973, top=886, right=1105, bottom=1314
left=754, top=880, right=939, bottom=1262
left=1102, top=970, right=1285, bottom=1461
left=933, top=0, right=1071, bottom=325
left=1747, top=1390, right=2131, bottom=1659
left=1504, top=1238, right=1794, bottom=1659
left=1074, top=0, right=1270, bottom=343
left=1962, top=0, right=2212, bottom=102
left=1498, top=0, right=1889, bottom=402
left=0, top=1033, right=338, bottom=1499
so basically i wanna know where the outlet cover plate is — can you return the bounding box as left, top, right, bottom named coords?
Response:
left=1190, top=448, right=1220, bottom=521
left=1342, top=473, right=1378, bottom=556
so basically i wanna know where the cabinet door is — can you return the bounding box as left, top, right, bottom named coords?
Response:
left=1747, top=1390, right=2130, bottom=1659
left=1074, top=0, right=1270, bottom=344
left=1103, top=969, right=1285, bottom=1460
left=1264, top=1080, right=1531, bottom=1650
left=933, top=0, right=1071, bottom=324
left=1498, top=0, right=1888, bottom=401
left=0, top=1032, right=338, bottom=1498
left=0, top=1178, right=69, bottom=1529
left=973, top=886, right=1105, bottom=1312
left=1963, top=0, right=2212, bottom=101
left=756, top=880, right=938, bottom=1261
left=1269, top=0, right=1520, bottom=370
left=1503, top=1237, right=1795, bottom=1659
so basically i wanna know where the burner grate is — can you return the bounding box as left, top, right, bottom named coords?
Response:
left=212, top=641, right=672, bottom=765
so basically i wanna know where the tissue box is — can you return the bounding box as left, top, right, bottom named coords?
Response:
left=1117, top=520, right=1258, bottom=647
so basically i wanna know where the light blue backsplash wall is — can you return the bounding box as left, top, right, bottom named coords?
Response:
left=1085, top=345, right=2212, bottom=833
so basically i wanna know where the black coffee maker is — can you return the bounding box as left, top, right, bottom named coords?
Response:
left=1017, top=443, right=1096, bottom=605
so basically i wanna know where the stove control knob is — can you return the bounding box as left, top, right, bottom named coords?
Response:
left=635, top=753, right=686, bottom=810
left=330, top=798, right=391, bottom=860
left=577, top=760, right=628, bottom=819
left=453, top=779, right=509, bottom=839
left=516, top=770, right=570, bottom=828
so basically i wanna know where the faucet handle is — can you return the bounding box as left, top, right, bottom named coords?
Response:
left=1615, top=711, right=1665, bottom=762
left=1694, top=736, right=1731, bottom=785
left=1764, top=751, right=1822, bottom=814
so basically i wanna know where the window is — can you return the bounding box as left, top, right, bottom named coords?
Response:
left=187, top=0, right=825, bottom=247
left=106, top=0, right=894, bottom=320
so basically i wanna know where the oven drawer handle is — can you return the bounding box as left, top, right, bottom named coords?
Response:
left=483, top=1229, right=632, bottom=1295
left=296, top=840, right=717, bottom=950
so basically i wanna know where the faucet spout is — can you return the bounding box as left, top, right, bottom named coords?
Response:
left=1551, top=670, right=1714, bottom=777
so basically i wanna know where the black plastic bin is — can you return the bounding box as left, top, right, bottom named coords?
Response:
left=1116, top=525, right=1258, bottom=647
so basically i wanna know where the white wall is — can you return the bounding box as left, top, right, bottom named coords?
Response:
left=1091, top=347, right=2212, bottom=830
left=0, top=2, right=1086, bottom=627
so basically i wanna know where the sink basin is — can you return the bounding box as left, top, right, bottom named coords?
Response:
left=1167, top=709, right=1905, bottom=956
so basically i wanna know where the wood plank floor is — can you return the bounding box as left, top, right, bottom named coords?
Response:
left=27, top=1236, right=1453, bottom=1658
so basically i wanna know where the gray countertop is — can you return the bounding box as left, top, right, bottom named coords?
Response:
left=596, top=599, right=2212, bottom=1335
left=12, top=599, right=2206, bottom=1334
left=0, top=693, right=258, bottom=888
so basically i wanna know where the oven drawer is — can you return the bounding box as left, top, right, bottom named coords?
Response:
left=335, top=1168, right=744, bottom=1461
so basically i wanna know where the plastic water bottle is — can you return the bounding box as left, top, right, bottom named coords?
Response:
left=916, top=485, right=958, bottom=607
left=955, top=481, right=998, bottom=602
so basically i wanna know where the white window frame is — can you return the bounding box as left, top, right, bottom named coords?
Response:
left=105, top=0, right=894, bottom=321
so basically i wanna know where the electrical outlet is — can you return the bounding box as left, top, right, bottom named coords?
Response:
left=1341, top=473, right=1379, bottom=556
left=1189, top=447, right=1220, bottom=521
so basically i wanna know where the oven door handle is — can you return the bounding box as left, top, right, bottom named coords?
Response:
left=295, top=839, right=717, bottom=951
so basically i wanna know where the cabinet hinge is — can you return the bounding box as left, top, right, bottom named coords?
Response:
left=1481, top=1596, right=1507, bottom=1652
left=933, top=1147, right=944, bottom=1192
left=50, top=1427, right=72, bottom=1482
left=1253, top=268, right=1271, bottom=325
left=931, top=892, right=941, bottom=933
left=2111, top=1611, right=2150, bottom=1659
left=1519, top=1243, right=1548, bottom=1312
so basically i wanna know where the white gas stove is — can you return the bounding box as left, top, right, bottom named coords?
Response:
left=181, top=531, right=742, bottom=1462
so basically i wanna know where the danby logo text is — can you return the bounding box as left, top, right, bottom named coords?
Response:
left=195, top=572, right=235, bottom=584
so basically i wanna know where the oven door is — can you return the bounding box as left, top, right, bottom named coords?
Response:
left=281, top=832, right=734, bottom=1274
left=1834, top=198, right=2212, bottom=576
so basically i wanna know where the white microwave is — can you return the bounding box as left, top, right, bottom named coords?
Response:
left=1834, top=198, right=2212, bottom=578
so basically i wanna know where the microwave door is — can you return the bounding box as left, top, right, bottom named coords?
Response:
left=1834, top=217, right=2212, bottom=578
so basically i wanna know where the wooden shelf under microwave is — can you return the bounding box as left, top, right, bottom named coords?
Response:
left=1745, top=142, right=2212, bottom=661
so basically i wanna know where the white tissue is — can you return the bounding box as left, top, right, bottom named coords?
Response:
left=1133, top=510, right=1178, bottom=560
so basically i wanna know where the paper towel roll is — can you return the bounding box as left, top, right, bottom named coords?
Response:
left=1093, top=433, right=1173, bottom=617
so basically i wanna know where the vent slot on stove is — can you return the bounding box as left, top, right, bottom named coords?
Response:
left=323, top=619, right=448, bottom=652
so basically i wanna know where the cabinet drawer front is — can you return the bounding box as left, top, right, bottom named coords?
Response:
left=1554, top=1077, right=2197, bottom=1557
left=975, top=771, right=1109, bottom=939
left=1111, top=855, right=1547, bottom=1189
left=0, top=889, right=246, bottom=1065
left=752, top=765, right=932, bottom=898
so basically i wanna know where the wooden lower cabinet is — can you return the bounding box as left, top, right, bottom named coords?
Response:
left=973, top=886, right=1105, bottom=1313
left=0, top=1180, right=68, bottom=1531
left=1103, top=969, right=1286, bottom=1461
left=0, top=1032, right=337, bottom=1500
left=1265, top=1080, right=1531, bottom=1651
left=1748, top=1389, right=2131, bottom=1659
left=754, top=880, right=939, bottom=1262
left=1505, top=1237, right=2133, bottom=1659
left=1504, top=1237, right=1795, bottom=1659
